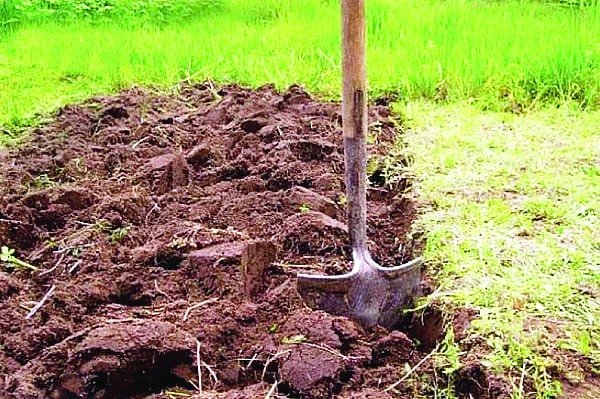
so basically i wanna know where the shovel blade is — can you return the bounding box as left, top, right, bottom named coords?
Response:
left=297, top=258, right=422, bottom=328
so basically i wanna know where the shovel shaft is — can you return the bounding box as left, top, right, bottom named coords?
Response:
left=342, top=0, right=368, bottom=251
left=342, top=0, right=367, bottom=140
left=344, top=135, right=368, bottom=251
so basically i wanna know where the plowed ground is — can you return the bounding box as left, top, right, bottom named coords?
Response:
left=0, top=84, right=506, bottom=398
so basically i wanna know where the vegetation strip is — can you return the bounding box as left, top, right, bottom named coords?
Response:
left=1, top=0, right=600, bottom=138
left=401, top=101, right=600, bottom=397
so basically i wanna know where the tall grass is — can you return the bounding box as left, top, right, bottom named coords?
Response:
left=1, top=0, right=600, bottom=130
left=0, top=0, right=224, bottom=28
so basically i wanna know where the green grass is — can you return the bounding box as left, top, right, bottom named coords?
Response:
left=398, top=101, right=600, bottom=397
left=1, top=0, right=600, bottom=139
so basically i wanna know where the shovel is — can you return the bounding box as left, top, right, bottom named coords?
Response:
left=296, top=0, right=422, bottom=328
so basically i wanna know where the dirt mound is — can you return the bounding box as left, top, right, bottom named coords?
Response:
left=0, top=83, right=507, bottom=398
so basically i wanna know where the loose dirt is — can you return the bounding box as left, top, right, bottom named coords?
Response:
left=0, top=83, right=511, bottom=398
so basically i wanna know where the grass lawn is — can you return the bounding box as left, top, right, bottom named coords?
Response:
left=401, top=102, right=600, bottom=397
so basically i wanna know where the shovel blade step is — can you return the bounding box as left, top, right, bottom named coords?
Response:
left=297, top=258, right=422, bottom=328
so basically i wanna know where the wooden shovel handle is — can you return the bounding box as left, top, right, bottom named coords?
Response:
left=342, top=0, right=367, bottom=140
left=342, top=0, right=368, bottom=251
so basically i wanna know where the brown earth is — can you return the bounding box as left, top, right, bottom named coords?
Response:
left=0, top=83, right=513, bottom=398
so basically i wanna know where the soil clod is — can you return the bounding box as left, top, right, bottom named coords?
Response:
left=242, top=240, right=277, bottom=298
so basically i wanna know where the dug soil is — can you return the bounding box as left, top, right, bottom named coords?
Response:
left=0, top=83, right=508, bottom=398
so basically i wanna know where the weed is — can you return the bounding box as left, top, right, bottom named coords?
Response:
left=336, top=193, right=347, bottom=207
left=436, top=328, right=462, bottom=377
left=109, top=226, right=130, bottom=242
left=164, top=389, right=193, bottom=398
left=298, top=203, right=311, bottom=213
left=280, top=334, right=309, bottom=344
left=43, top=239, right=58, bottom=249
left=268, top=323, right=279, bottom=333
left=0, top=246, right=38, bottom=271
left=90, top=219, right=130, bottom=242
left=91, top=219, right=111, bottom=233
left=28, top=174, right=56, bottom=189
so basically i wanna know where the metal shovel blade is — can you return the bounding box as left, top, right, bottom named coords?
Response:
left=297, top=251, right=422, bottom=328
